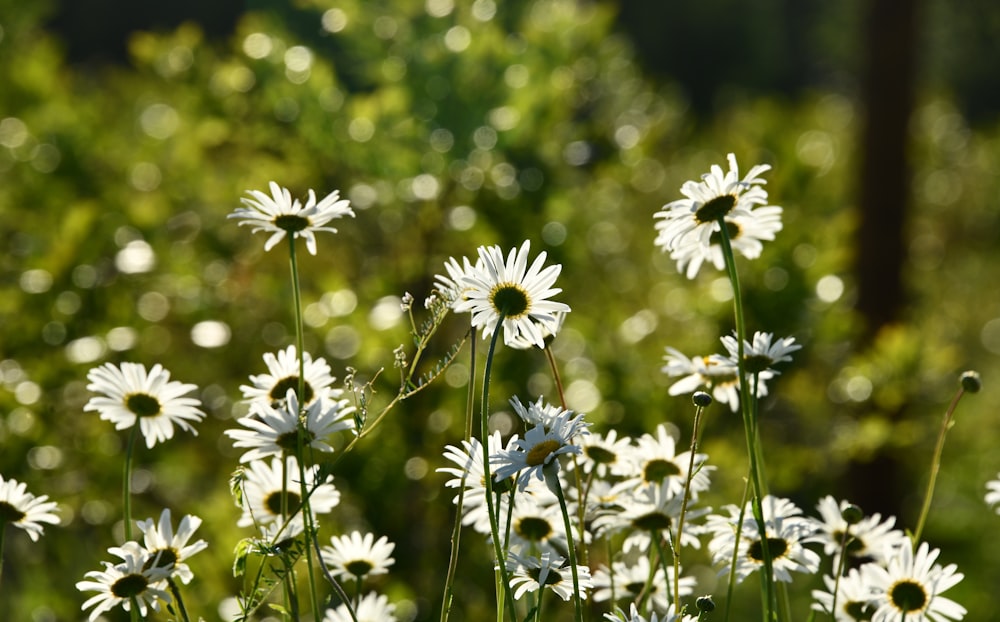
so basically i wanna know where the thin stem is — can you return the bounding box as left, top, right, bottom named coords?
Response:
left=287, top=238, right=322, bottom=622
left=552, top=472, right=584, bottom=622
left=675, top=400, right=707, bottom=607
left=123, top=424, right=140, bottom=542
left=479, top=320, right=518, bottom=622
left=440, top=325, right=476, bottom=622
left=717, top=215, right=777, bottom=620
left=167, top=577, right=192, bottom=622
left=723, top=476, right=752, bottom=622
left=129, top=595, right=140, bottom=622
left=913, top=384, right=968, bottom=544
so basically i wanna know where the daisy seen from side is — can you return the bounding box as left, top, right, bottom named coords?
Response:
left=85, top=362, right=205, bottom=448
left=669, top=204, right=784, bottom=279
left=226, top=388, right=355, bottom=463
left=506, top=550, right=593, bottom=602
left=0, top=474, right=59, bottom=542
left=135, top=508, right=208, bottom=585
left=229, top=181, right=354, bottom=255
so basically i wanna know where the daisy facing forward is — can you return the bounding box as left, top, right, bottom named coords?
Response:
left=229, top=181, right=354, bottom=255
left=452, top=240, right=570, bottom=348
left=321, top=531, right=396, bottom=582
left=506, top=550, right=593, bottom=602
left=85, top=362, right=205, bottom=448
left=862, top=542, right=966, bottom=622
left=236, top=455, right=341, bottom=534
left=0, top=474, right=59, bottom=542
left=240, top=345, right=338, bottom=408
left=492, top=406, right=589, bottom=490
left=76, top=541, right=171, bottom=622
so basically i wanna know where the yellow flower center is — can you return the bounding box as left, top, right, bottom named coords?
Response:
left=525, top=439, right=562, bottom=467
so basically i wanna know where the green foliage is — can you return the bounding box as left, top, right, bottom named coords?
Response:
left=2, top=0, right=1000, bottom=620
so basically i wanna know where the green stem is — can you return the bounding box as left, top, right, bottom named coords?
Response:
left=675, top=399, right=707, bottom=608
left=913, top=384, right=968, bottom=544
left=123, top=424, right=140, bottom=542
left=723, top=474, right=752, bottom=622
left=717, top=215, right=777, bottom=620
left=287, top=238, right=323, bottom=622
left=167, top=577, right=192, bottom=622
left=552, top=472, right=584, bottom=622
left=440, top=326, right=477, bottom=622
left=479, top=319, right=518, bottom=622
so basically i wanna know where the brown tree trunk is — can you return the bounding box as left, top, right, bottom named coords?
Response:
left=846, top=0, right=919, bottom=517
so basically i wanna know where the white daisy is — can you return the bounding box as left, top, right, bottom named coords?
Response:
left=619, top=423, right=713, bottom=498
left=438, top=433, right=516, bottom=535
left=229, top=181, right=354, bottom=255
left=706, top=495, right=822, bottom=584
left=811, top=568, right=878, bottom=622
left=591, top=556, right=696, bottom=612
left=240, top=345, right=337, bottom=408
left=0, top=475, right=59, bottom=542
left=321, top=531, right=396, bottom=581
left=225, top=388, right=355, bottom=463
left=814, top=496, right=908, bottom=567
left=453, top=240, right=571, bottom=348
left=720, top=331, right=801, bottom=375
left=237, top=456, right=341, bottom=532
left=507, top=493, right=569, bottom=556
left=506, top=550, right=592, bottom=602
left=661, top=347, right=771, bottom=413
left=492, top=409, right=589, bottom=490
left=76, top=541, right=171, bottom=622
left=85, top=362, right=205, bottom=448
left=605, top=603, right=699, bottom=622
left=435, top=255, right=481, bottom=305
left=323, top=591, right=397, bottom=622
left=654, top=153, right=775, bottom=255
left=863, top=542, right=966, bottom=622
left=984, top=472, right=1000, bottom=512
left=592, top=483, right=705, bottom=552
left=572, top=428, right=633, bottom=479
left=135, top=508, right=208, bottom=584
left=668, top=205, right=783, bottom=279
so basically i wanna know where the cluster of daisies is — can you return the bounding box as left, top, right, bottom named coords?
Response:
left=0, top=159, right=985, bottom=622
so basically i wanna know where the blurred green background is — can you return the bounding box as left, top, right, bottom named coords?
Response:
left=2, top=0, right=999, bottom=620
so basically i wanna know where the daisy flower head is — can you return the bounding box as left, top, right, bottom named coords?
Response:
left=572, top=428, right=633, bottom=479
left=237, top=455, right=340, bottom=531
left=593, top=482, right=706, bottom=552
left=506, top=550, right=593, bottom=601
left=669, top=204, right=784, bottom=279
left=491, top=409, right=589, bottom=490
left=434, top=254, right=482, bottom=306
left=862, top=542, right=966, bottom=622
left=229, top=181, right=354, bottom=255
left=661, top=347, right=771, bottom=412
left=605, top=603, right=699, bottom=622
left=654, top=153, right=775, bottom=255
left=76, top=541, right=171, bottom=622
left=226, top=388, right=355, bottom=463
left=240, top=345, right=337, bottom=409
left=321, top=531, right=396, bottom=581
left=0, top=474, right=60, bottom=542
left=812, top=568, right=878, bottom=622
left=706, top=495, right=822, bottom=584
left=438, top=433, right=516, bottom=534
left=507, top=493, right=568, bottom=555
left=592, top=556, right=696, bottom=612
left=453, top=240, right=571, bottom=348
left=985, top=472, right=1000, bottom=512
left=323, top=591, right=397, bottom=622
left=620, top=423, right=713, bottom=498
left=720, top=331, right=801, bottom=375
left=814, top=496, right=908, bottom=566
left=85, top=362, right=205, bottom=448
left=509, top=395, right=589, bottom=436
left=135, top=509, right=208, bottom=584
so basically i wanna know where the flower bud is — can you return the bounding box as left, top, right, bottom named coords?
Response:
left=692, top=391, right=713, bottom=407
left=960, top=370, right=981, bottom=394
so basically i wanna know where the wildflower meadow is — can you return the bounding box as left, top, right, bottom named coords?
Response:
left=3, top=2, right=1000, bottom=622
